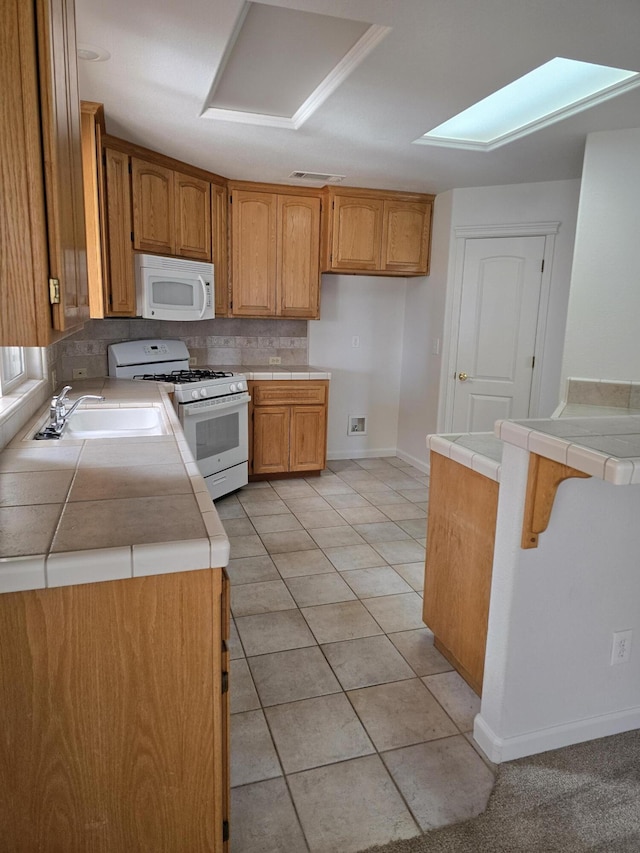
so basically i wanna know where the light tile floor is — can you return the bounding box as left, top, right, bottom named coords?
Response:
left=218, top=457, right=496, bottom=853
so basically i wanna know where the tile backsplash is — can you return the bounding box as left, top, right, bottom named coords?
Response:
left=49, top=318, right=308, bottom=382
left=566, top=377, right=640, bottom=410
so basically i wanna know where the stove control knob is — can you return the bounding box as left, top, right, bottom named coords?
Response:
left=200, top=388, right=208, bottom=398
left=229, top=383, right=237, bottom=393
left=191, top=390, right=199, bottom=400
left=237, top=380, right=246, bottom=391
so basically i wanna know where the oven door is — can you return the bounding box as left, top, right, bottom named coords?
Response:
left=179, top=395, right=249, bottom=478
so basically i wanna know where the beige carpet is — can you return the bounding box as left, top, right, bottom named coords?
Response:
left=364, top=730, right=640, bottom=853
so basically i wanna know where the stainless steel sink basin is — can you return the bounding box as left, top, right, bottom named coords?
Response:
left=52, top=407, right=169, bottom=439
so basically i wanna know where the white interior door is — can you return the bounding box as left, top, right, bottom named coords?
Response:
left=451, top=236, right=545, bottom=433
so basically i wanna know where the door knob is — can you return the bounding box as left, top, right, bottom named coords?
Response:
left=458, top=372, right=469, bottom=381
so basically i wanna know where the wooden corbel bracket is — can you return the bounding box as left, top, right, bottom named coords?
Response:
left=521, top=453, right=591, bottom=549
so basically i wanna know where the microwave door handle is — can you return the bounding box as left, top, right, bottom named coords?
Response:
left=198, top=276, right=208, bottom=319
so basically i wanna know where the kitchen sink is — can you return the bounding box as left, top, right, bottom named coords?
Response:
left=35, top=407, right=170, bottom=440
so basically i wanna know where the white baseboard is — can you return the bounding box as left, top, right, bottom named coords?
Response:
left=327, top=448, right=398, bottom=460
left=473, top=706, right=640, bottom=764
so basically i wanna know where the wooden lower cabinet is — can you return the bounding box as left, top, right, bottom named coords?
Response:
left=423, top=452, right=499, bottom=696
left=249, top=381, right=328, bottom=476
left=0, top=568, right=230, bottom=853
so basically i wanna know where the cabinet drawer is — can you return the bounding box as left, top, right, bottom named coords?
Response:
left=251, top=381, right=327, bottom=407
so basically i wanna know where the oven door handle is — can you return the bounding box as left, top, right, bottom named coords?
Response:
left=198, top=275, right=208, bottom=319
left=182, top=394, right=250, bottom=415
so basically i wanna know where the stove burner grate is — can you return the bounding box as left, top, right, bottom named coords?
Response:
left=133, top=369, right=234, bottom=384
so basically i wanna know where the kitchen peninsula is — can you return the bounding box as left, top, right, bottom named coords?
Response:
left=0, top=380, right=231, bottom=852
left=425, top=414, right=640, bottom=764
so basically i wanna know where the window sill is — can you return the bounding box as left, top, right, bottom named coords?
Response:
left=0, top=378, right=51, bottom=450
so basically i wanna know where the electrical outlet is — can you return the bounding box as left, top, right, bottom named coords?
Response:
left=352, top=336, right=360, bottom=348
left=611, top=630, right=632, bottom=665
left=269, top=356, right=281, bottom=365
left=72, top=367, right=88, bottom=379
left=189, top=356, right=197, bottom=366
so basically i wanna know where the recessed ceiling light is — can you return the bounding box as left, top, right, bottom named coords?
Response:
left=77, top=43, right=111, bottom=62
left=414, top=57, right=640, bottom=151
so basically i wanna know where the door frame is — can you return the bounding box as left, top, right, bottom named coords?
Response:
left=439, top=221, right=560, bottom=433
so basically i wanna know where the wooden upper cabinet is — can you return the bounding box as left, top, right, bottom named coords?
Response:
left=175, top=171, right=211, bottom=260
left=131, top=158, right=175, bottom=255
left=131, top=159, right=215, bottom=261
left=381, top=199, right=432, bottom=274
left=331, top=196, right=384, bottom=271
left=37, top=0, right=89, bottom=336
left=277, top=194, right=321, bottom=318
left=104, top=148, right=136, bottom=315
left=230, top=190, right=278, bottom=316
left=230, top=185, right=321, bottom=319
left=211, top=182, right=229, bottom=316
left=321, top=188, right=434, bottom=277
left=1, top=0, right=89, bottom=346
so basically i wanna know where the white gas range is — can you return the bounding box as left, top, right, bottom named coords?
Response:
left=108, top=339, right=250, bottom=500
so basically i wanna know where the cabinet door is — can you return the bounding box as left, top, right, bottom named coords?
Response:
left=132, top=158, right=175, bottom=254
left=231, top=190, right=277, bottom=316
left=212, top=183, right=229, bottom=317
left=104, top=148, right=136, bottom=315
left=37, top=0, right=89, bottom=335
left=175, top=172, right=211, bottom=260
left=1, top=0, right=50, bottom=346
left=0, top=571, right=226, bottom=852
left=381, top=200, right=432, bottom=274
left=277, top=194, right=320, bottom=318
left=423, top=453, right=498, bottom=695
left=290, top=405, right=327, bottom=472
left=252, top=406, right=290, bottom=474
left=330, top=196, right=384, bottom=271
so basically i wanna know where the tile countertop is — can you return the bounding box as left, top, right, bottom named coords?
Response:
left=212, top=365, right=331, bottom=380
left=427, top=432, right=503, bottom=483
left=495, top=415, right=640, bottom=485
left=0, top=379, right=229, bottom=595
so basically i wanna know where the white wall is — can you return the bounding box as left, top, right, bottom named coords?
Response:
left=561, top=127, right=640, bottom=389
left=476, top=443, right=640, bottom=762
left=396, top=180, right=580, bottom=470
left=308, top=275, right=407, bottom=458
left=396, top=192, right=453, bottom=470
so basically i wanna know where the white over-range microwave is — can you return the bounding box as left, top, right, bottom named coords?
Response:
left=135, top=253, right=215, bottom=321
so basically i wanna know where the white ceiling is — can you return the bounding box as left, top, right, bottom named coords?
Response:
left=75, top=0, right=640, bottom=194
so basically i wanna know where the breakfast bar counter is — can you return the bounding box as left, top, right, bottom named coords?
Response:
left=469, top=414, right=640, bottom=766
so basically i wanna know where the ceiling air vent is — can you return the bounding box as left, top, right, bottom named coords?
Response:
left=289, top=171, right=345, bottom=183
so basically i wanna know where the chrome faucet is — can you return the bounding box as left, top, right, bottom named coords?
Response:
left=46, top=385, right=105, bottom=435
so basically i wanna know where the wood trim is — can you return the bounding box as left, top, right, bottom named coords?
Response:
left=81, top=103, right=106, bottom=317
left=324, top=185, right=435, bottom=204
left=103, top=133, right=227, bottom=186
left=521, top=453, right=591, bottom=549
left=228, top=179, right=323, bottom=198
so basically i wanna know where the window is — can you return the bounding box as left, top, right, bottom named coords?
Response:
left=0, top=347, right=26, bottom=395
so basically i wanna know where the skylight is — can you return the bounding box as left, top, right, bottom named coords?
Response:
left=414, top=58, right=640, bottom=151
